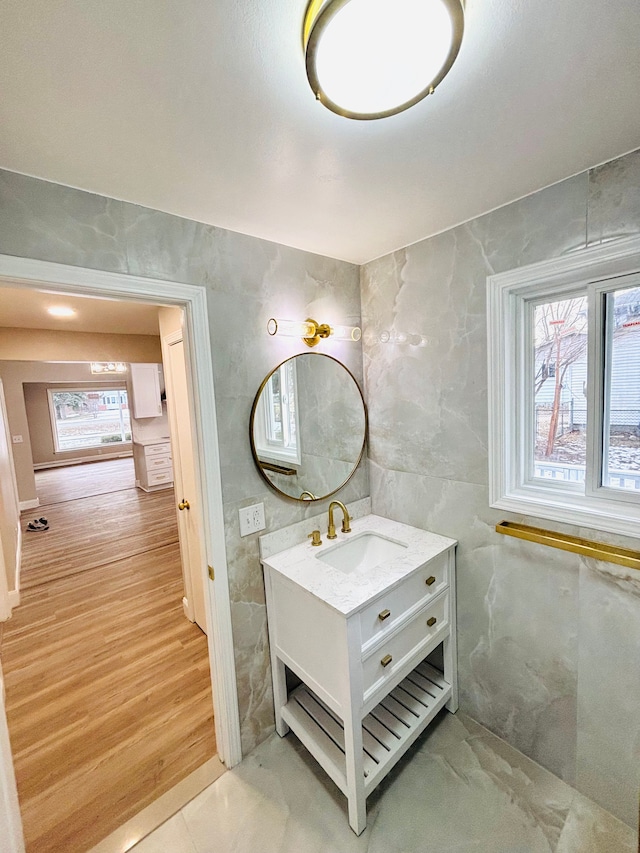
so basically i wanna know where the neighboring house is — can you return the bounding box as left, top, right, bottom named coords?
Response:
left=536, top=320, right=640, bottom=434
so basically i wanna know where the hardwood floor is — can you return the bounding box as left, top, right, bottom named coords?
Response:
left=33, top=456, right=136, bottom=506
left=1, top=459, right=216, bottom=852
left=20, top=487, right=181, bottom=590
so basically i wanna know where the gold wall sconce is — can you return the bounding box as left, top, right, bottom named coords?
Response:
left=90, top=362, right=128, bottom=374
left=267, top=317, right=361, bottom=347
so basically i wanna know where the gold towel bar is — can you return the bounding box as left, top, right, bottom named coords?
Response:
left=495, top=521, right=640, bottom=572
left=258, top=460, right=297, bottom=476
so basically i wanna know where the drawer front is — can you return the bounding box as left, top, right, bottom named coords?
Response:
left=144, top=442, right=171, bottom=458
left=359, top=552, right=449, bottom=648
left=145, top=453, right=172, bottom=469
left=147, top=469, right=173, bottom=486
left=362, top=592, right=449, bottom=698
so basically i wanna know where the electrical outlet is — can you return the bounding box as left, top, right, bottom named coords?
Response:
left=12, top=435, right=23, bottom=444
left=239, top=502, right=266, bottom=537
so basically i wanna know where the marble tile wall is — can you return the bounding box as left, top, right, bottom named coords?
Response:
left=0, top=169, right=368, bottom=755
left=361, top=148, right=640, bottom=827
left=2, top=153, right=639, bottom=827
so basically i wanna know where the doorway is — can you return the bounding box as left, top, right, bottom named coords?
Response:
left=0, top=254, right=241, bottom=852
left=3, top=457, right=215, bottom=851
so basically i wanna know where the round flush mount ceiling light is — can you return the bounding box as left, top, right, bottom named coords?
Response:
left=303, top=0, right=464, bottom=120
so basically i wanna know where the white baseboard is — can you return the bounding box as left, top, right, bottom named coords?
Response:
left=13, top=528, right=21, bottom=604
left=182, top=596, right=195, bottom=623
left=7, top=590, right=20, bottom=610
left=33, top=451, right=133, bottom=470
left=19, top=498, right=39, bottom=511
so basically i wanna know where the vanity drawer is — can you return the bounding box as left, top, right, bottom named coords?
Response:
left=145, top=452, right=172, bottom=469
left=147, top=469, right=173, bottom=486
left=359, top=552, right=449, bottom=648
left=362, top=592, right=449, bottom=698
left=144, top=442, right=171, bottom=458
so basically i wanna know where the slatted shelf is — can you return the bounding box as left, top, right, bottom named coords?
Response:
left=280, top=661, right=451, bottom=801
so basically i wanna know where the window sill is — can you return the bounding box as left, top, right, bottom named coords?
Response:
left=492, top=488, right=640, bottom=540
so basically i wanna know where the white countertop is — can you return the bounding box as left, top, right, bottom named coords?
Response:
left=133, top=437, right=171, bottom=446
left=260, top=514, right=456, bottom=617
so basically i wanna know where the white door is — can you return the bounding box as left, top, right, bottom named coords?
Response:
left=0, top=378, right=20, bottom=621
left=164, top=334, right=208, bottom=632
left=0, top=662, right=25, bottom=852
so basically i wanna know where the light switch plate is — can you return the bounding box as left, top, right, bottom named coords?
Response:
left=239, top=502, right=266, bottom=537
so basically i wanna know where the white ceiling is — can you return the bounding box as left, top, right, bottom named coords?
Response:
left=0, top=285, right=161, bottom=335
left=1, top=0, right=639, bottom=265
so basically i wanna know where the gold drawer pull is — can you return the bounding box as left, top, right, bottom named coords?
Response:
left=380, top=654, right=392, bottom=668
left=426, top=576, right=436, bottom=586
left=378, top=609, right=391, bottom=622
left=427, top=616, right=437, bottom=627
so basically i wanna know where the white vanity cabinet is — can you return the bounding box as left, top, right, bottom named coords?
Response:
left=261, top=515, right=457, bottom=835
left=133, top=438, right=173, bottom=491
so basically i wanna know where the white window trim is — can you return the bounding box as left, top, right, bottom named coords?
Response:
left=253, top=360, right=302, bottom=467
left=488, top=235, right=640, bottom=539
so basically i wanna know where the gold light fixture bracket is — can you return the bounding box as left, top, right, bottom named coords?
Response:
left=303, top=317, right=331, bottom=347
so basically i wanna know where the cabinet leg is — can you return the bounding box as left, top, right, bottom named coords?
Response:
left=347, top=795, right=367, bottom=836
left=344, top=718, right=366, bottom=835
left=443, top=634, right=459, bottom=713
left=272, top=657, right=289, bottom=737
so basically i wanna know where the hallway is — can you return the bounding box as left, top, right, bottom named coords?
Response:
left=0, top=458, right=216, bottom=852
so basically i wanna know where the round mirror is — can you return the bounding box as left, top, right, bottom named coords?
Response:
left=250, top=353, right=367, bottom=501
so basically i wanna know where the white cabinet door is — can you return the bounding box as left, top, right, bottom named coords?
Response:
left=129, top=363, right=162, bottom=418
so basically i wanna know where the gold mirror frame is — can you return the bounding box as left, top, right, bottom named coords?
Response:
left=249, top=353, right=368, bottom=502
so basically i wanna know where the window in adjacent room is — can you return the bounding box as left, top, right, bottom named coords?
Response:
left=48, top=387, right=131, bottom=452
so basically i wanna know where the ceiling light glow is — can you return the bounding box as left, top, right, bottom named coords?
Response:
left=304, top=0, right=464, bottom=120
left=47, top=306, right=76, bottom=318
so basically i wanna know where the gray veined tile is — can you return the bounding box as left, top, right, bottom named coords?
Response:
left=555, top=790, right=638, bottom=853
left=181, top=734, right=375, bottom=853
left=0, top=169, right=128, bottom=272
left=131, top=813, right=198, bottom=853
left=138, top=711, right=635, bottom=853
left=587, top=148, right=640, bottom=246
left=367, top=753, right=555, bottom=852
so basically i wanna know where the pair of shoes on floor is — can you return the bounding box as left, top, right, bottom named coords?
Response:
left=27, top=517, right=49, bottom=532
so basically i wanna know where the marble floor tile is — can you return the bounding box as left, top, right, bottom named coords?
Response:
left=555, top=792, right=638, bottom=853
left=132, top=712, right=637, bottom=853
left=130, top=813, right=197, bottom=853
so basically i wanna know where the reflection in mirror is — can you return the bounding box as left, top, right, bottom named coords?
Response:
left=250, top=353, right=367, bottom=502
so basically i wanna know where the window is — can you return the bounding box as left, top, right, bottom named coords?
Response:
left=488, top=236, right=640, bottom=538
left=48, top=387, right=131, bottom=452
left=253, top=360, right=301, bottom=465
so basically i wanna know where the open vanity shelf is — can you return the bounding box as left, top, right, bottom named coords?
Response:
left=282, top=660, right=451, bottom=799
left=261, top=514, right=458, bottom=835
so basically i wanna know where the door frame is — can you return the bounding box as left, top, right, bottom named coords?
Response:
left=0, top=254, right=242, bottom=785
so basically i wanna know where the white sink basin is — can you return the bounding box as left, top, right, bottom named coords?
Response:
left=317, top=531, right=407, bottom=574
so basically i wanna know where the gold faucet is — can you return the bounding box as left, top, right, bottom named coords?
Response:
left=327, top=500, right=351, bottom=539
